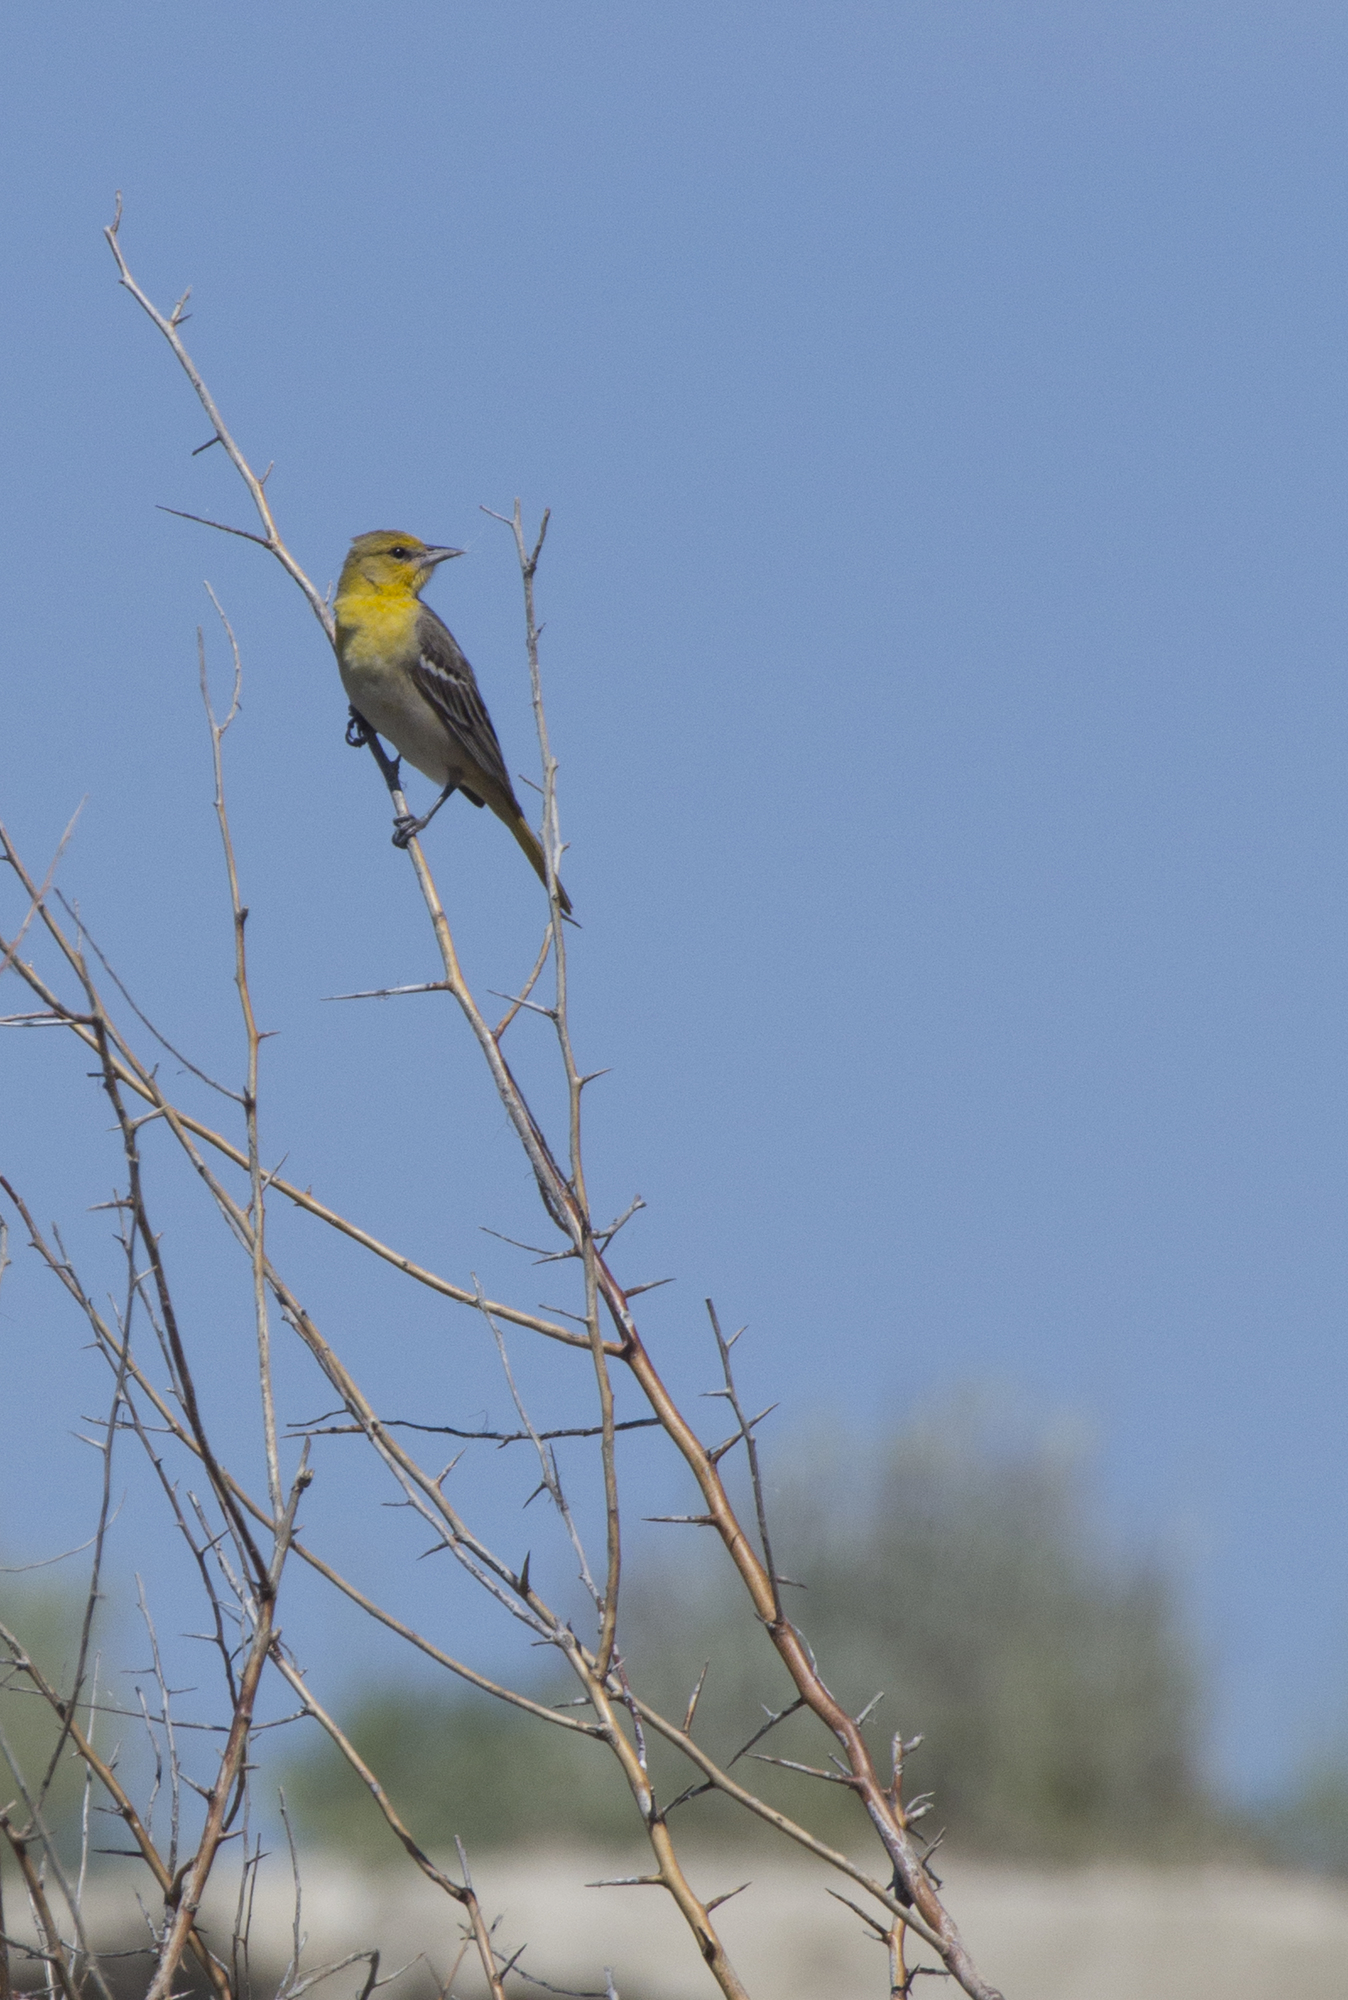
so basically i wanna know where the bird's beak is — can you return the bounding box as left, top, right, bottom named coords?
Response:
left=422, top=546, right=465, bottom=567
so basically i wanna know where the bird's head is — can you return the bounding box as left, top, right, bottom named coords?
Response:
left=339, top=530, right=463, bottom=597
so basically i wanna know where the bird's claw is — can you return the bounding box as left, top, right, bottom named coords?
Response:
left=345, top=707, right=374, bottom=749
left=391, top=813, right=422, bottom=849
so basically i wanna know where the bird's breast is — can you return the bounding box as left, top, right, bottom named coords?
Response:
left=335, top=595, right=454, bottom=786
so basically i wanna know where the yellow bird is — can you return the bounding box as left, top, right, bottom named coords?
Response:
left=334, top=530, right=571, bottom=912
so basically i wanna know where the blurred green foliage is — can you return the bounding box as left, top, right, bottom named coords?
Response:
left=0, top=1569, right=91, bottom=1849
left=1266, top=1758, right=1348, bottom=1875
left=284, top=1410, right=1235, bottom=1864
left=284, top=1681, right=636, bottom=1859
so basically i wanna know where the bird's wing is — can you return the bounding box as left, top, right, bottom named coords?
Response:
left=409, top=605, right=518, bottom=807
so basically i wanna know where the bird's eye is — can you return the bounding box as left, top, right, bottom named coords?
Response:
left=389, top=545, right=410, bottom=559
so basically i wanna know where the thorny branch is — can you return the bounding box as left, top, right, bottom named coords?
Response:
left=0, top=1622, right=232, bottom=2000
left=199, top=594, right=284, bottom=1524
left=268, top=1652, right=509, bottom=2000
left=0, top=203, right=1009, bottom=2000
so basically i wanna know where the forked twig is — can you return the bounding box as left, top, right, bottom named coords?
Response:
left=199, top=597, right=283, bottom=1521
left=270, top=1652, right=509, bottom=2000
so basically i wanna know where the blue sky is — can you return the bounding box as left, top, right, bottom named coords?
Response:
left=2, top=2, right=1347, bottom=1804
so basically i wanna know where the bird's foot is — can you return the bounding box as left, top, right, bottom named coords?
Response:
left=345, top=707, right=375, bottom=749
left=391, top=812, right=425, bottom=849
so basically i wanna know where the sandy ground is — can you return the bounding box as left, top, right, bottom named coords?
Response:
left=13, top=1849, right=1348, bottom=1998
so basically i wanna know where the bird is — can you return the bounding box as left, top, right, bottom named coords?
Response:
left=333, top=529, right=571, bottom=912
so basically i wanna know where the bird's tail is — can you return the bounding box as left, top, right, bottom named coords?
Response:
left=506, top=809, right=573, bottom=915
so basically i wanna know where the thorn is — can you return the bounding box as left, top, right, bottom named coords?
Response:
left=683, top=1661, right=710, bottom=1735
left=824, top=1888, right=890, bottom=1942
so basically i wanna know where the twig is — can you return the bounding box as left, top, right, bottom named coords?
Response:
left=493, top=924, right=554, bottom=1041
left=0, top=1816, right=80, bottom=2000
left=487, top=501, right=621, bottom=1675
left=269, top=1652, right=509, bottom=2000
left=199, top=599, right=283, bottom=1522
left=0, top=866, right=599, bottom=1353
left=727, top=1696, right=807, bottom=1768
left=104, top=198, right=334, bottom=640
left=286, top=1412, right=659, bottom=1447
left=0, top=1841, right=9, bottom=2000
left=0, top=1627, right=231, bottom=1997
left=705, top=1301, right=782, bottom=1620
left=627, top=1692, right=947, bottom=1954
left=279, top=1790, right=303, bottom=1997
left=474, top=1280, right=604, bottom=1619
left=144, top=1448, right=310, bottom=2000
left=0, top=1721, right=115, bottom=2000
left=133, top=1582, right=182, bottom=1873
left=52, top=888, right=242, bottom=1102
left=76, top=1297, right=607, bottom=1742
left=33, top=1277, right=129, bottom=1829
left=0, top=803, right=83, bottom=989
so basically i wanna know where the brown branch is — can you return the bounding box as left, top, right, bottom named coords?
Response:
left=60, top=1263, right=605, bottom=1742
left=493, top=923, right=553, bottom=1041
left=705, top=1300, right=784, bottom=1621
left=890, top=1911, right=911, bottom=1997
left=32, top=1276, right=129, bottom=1844
left=489, top=502, right=622, bottom=1676
left=0, top=1628, right=231, bottom=2000
left=563, top=1659, right=750, bottom=2000
left=0, top=1848, right=10, bottom=2000
left=474, top=1282, right=606, bottom=1626
left=0, top=841, right=596, bottom=1353
left=0, top=1705, right=116, bottom=2000
left=629, top=1689, right=945, bottom=1949
left=599, top=1267, right=1001, bottom=1995
left=144, top=1452, right=310, bottom=2000
left=0, top=803, right=82, bottom=987
left=82, top=231, right=1008, bottom=2000
left=269, top=1651, right=509, bottom=2000
left=199, top=596, right=283, bottom=1520
left=42, top=1130, right=748, bottom=1997
left=7, top=760, right=1003, bottom=1998
left=0, top=1818, right=80, bottom=2000
left=91, top=1016, right=271, bottom=1588
left=104, top=198, right=334, bottom=641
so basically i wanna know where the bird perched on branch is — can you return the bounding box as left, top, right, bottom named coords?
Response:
left=334, top=529, right=571, bottom=912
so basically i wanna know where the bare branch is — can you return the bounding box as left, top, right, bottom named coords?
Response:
left=144, top=1449, right=311, bottom=2000
left=52, top=889, right=242, bottom=1101
left=269, top=1651, right=509, bottom=2000
left=0, top=802, right=83, bottom=989
left=103, top=200, right=334, bottom=638
left=198, top=599, right=283, bottom=1521
left=0, top=1627, right=230, bottom=1998
left=0, top=1816, right=80, bottom=2000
